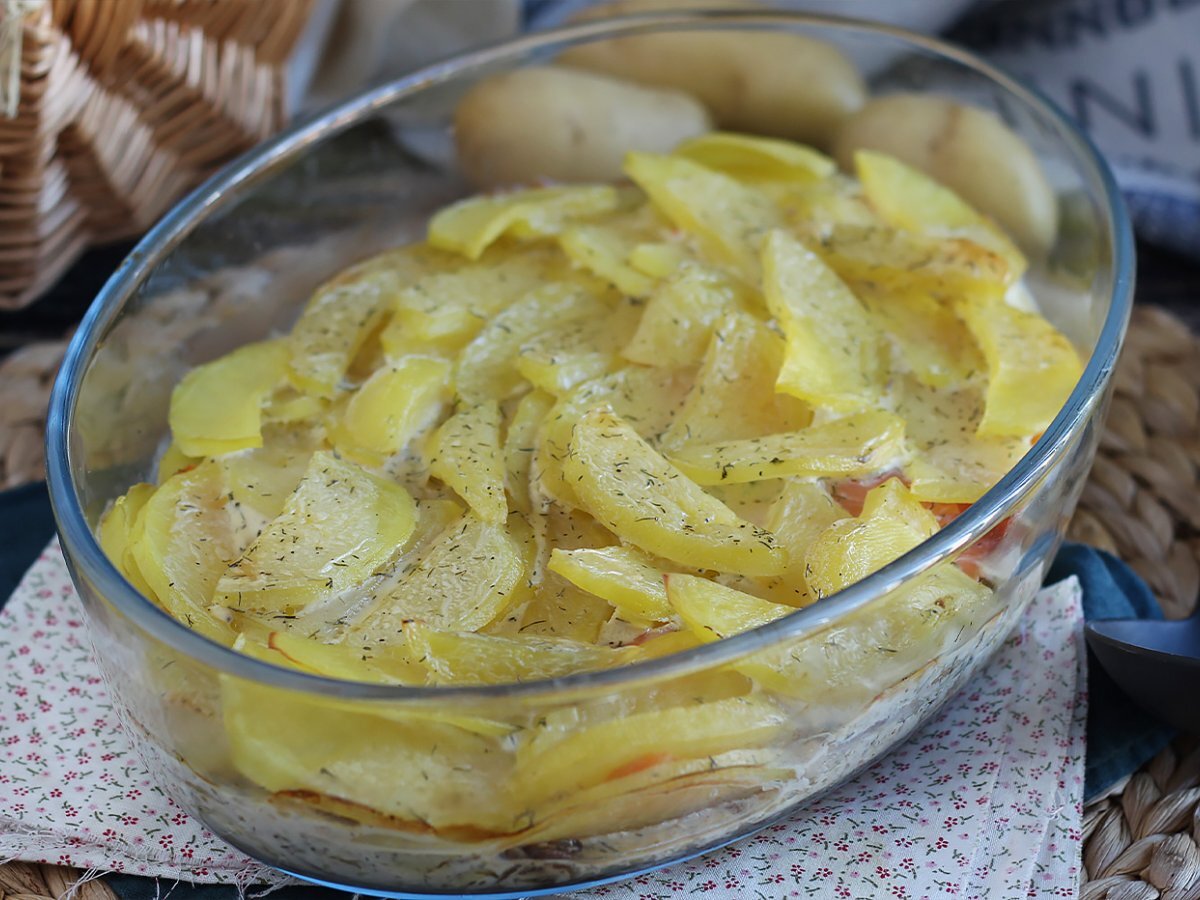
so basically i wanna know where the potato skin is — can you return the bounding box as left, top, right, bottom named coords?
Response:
left=558, top=0, right=865, bottom=147
left=454, top=65, right=712, bottom=188
left=833, top=93, right=1058, bottom=256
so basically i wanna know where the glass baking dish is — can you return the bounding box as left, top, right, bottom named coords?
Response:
left=45, top=11, right=1133, bottom=899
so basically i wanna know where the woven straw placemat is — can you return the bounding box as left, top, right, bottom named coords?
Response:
left=0, top=305, right=1197, bottom=898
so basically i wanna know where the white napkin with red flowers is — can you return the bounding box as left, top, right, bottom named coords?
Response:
left=1, top=540, right=1086, bottom=899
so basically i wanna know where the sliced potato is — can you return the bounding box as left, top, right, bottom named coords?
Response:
left=667, top=411, right=906, bottom=486
left=855, top=150, right=1024, bottom=276
left=756, top=479, right=848, bottom=605
left=456, top=284, right=609, bottom=405
left=623, top=264, right=751, bottom=369
left=808, top=223, right=1011, bottom=301
left=351, top=511, right=525, bottom=639
left=407, top=623, right=636, bottom=685
left=896, top=376, right=1029, bottom=504
left=674, top=132, right=835, bottom=181
left=263, top=631, right=425, bottom=685
left=668, top=573, right=792, bottom=641
left=859, top=284, right=984, bottom=389
left=215, top=452, right=417, bottom=617
left=559, top=223, right=657, bottom=298
left=333, top=355, right=451, bottom=464
left=660, top=312, right=809, bottom=449
left=288, top=246, right=455, bottom=397
left=515, top=299, right=639, bottom=396
left=221, top=421, right=326, bottom=520
left=534, top=365, right=694, bottom=508
left=130, top=461, right=245, bottom=644
left=761, top=229, right=880, bottom=411
left=548, top=545, right=673, bottom=625
left=429, top=185, right=620, bottom=259
left=428, top=401, right=507, bottom=524
left=382, top=247, right=567, bottom=355
left=564, top=407, right=785, bottom=576
left=625, top=151, right=781, bottom=282
left=956, top=292, right=1084, bottom=438
left=169, top=340, right=290, bottom=457
left=805, top=478, right=937, bottom=599
left=514, top=694, right=787, bottom=805
left=503, top=389, right=555, bottom=515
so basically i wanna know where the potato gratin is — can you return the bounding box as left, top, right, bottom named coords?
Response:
left=96, top=135, right=1081, bottom=840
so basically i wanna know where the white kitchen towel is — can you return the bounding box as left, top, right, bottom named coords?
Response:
left=0, top=541, right=1086, bottom=899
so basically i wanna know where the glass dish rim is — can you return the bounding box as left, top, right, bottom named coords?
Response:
left=45, top=8, right=1136, bottom=703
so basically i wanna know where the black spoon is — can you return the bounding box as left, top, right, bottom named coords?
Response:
left=1086, top=611, right=1200, bottom=733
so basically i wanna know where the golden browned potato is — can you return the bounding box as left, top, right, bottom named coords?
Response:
left=557, top=0, right=865, bottom=147
left=454, top=65, right=711, bottom=188
left=833, top=93, right=1058, bottom=256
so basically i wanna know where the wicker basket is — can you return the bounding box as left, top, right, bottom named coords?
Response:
left=0, top=0, right=314, bottom=309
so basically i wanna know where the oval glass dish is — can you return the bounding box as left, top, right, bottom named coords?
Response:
left=46, top=11, right=1134, bottom=899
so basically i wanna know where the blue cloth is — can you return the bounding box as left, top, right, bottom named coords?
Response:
left=1047, top=543, right=1176, bottom=800
left=0, top=484, right=1173, bottom=896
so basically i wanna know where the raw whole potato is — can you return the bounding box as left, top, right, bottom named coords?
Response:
left=833, top=93, right=1058, bottom=256
left=558, top=0, right=865, bottom=147
left=454, top=65, right=711, bottom=188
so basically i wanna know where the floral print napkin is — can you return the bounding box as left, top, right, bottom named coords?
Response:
left=0, top=541, right=1086, bottom=899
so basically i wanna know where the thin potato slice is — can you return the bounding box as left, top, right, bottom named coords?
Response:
left=667, top=573, right=792, bottom=640
left=381, top=247, right=571, bottom=355
left=809, top=224, right=1011, bottom=301
left=548, top=545, right=673, bottom=625
left=222, top=659, right=520, bottom=833
left=514, top=695, right=787, bottom=805
left=504, top=390, right=555, bottom=514
left=516, top=571, right=616, bottom=644
left=628, top=240, right=692, bottom=278
left=805, top=478, right=937, bottom=599
left=623, top=264, right=746, bottom=368
left=859, top=284, right=984, bottom=389
left=564, top=407, right=785, bottom=576
left=624, top=151, right=780, bottom=281
left=406, top=623, right=636, bottom=684
left=456, top=284, right=609, bottom=404
left=957, top=292, right=1084, bottom=438
left=559, top=223, right=656, bottom=298
left=428, top=401, right=507, bottom=524
left=855, top=149, right=1025, bottom=277
left=333, top=356, right=451, bottom=463
left=155, top=441, right=196, bottom=483
left=762, top=229, right=880, bottom=411
left=222, top=422, right=326, bottom=520
left=429, top=185, right=620, bottom=259
left=215, top=452, right=417, bottom=616
left=518, top=752, right=788, bottom=846
left=351, top=511, right=525, bottom=639
left=98, top=482, right=158, bottom=597
left=755, top=479, right=848, bottom=605
left=130, top=461, right=245, bottom=644
left=515, top=299, right=639, bottom=396
left=896, top=376, right=1029, bottom=504
left=660, top=311, right=810, bottom=449
left=674, top=131, right=835, bottom=181
left=288, top=245, right=454, bottom=398
left=264, top=631, right=426, bottom=685
left=534, top=365, right=694, bottom=508
left=667, top=410, right=906, bottom=485
left=169, top=340, right=290, bottom=457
